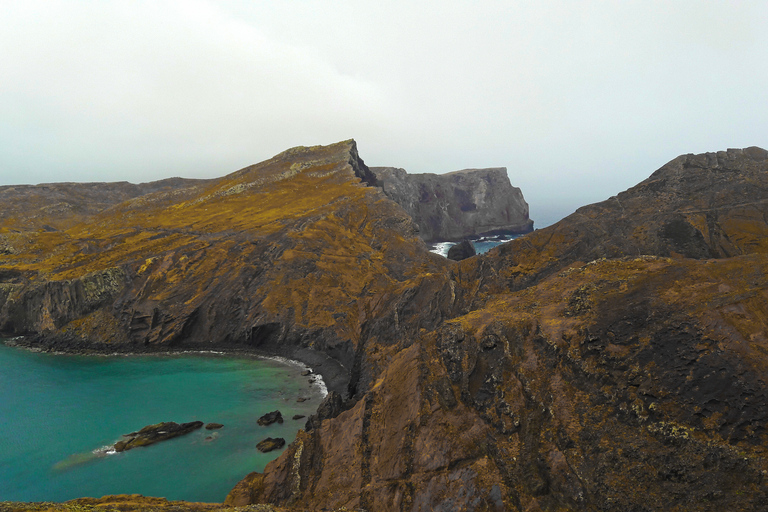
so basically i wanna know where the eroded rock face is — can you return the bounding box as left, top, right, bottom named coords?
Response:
left=227, top=147, right=768, bottom=511
left=0, top=140, right=454, bottom=399
left=459, top=146, right=768, bottom=299
left=4, top=143, right=768, bottom=511
left=370, top=166, right=533, bottom=242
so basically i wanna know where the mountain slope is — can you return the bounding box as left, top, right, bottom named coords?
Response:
left=229, top=147, right=768, bottom=511
left=0, top=140, right=454, bottom=394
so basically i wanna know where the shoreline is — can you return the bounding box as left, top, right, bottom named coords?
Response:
left=1, top=336, right=347, bottom=399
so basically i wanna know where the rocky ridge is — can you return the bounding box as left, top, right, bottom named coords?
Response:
left=370, top=166, right=533, bottom=242
left=2, top=143, right=768, bottom=511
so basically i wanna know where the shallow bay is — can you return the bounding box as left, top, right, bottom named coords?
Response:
left=0, top=342, right=324, bottom=503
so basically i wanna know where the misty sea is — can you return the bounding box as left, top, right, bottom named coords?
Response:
left=0, top=342, right=324, bottom=503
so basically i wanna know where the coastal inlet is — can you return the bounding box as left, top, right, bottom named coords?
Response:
left=0, top=343, right=325, bottom=503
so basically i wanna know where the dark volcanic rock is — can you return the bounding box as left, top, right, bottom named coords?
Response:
left=446, top=239, right=476, bottom=261
left=256, top=437, right=285, bottom=453
left=370, top=166, right=533, bottom=242
left=114, top=421, right=203, bottom=452
left=5, top=142, right=768, bottom=512
left=227, top=147, right=768, bottom=512
left=304, top=391, right=344, bottom=432
left=204, top=423, right=223, bottom=430
left=292, top=414, right=305, bottom=420
left=463, top=146, right=768, bottom=298
left=0, top=140, right=450, bottom=400
left=257, top=411, right=283, bottom=426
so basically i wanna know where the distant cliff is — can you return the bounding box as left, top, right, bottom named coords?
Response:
left=369, top=166, right=533, bottom=242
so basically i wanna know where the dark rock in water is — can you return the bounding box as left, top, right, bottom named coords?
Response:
left=204, top=423, right=224, bottom=430
left=256, top=437, right=285, bottom=453
left=292, top=414, right=305, bottom=420
left=113, top=421, right=204, bottom=452
left=447, top=240, right=476, bottom=261
left=300, top=370, right=312, bottom=376
left=370, top=166, right=533, bottom=242
left=257, top=411, right=283, bottom=426
left=296, top=397, right=307, bottom=402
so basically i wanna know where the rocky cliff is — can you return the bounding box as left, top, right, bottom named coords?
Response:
left=0, top=140, right=454, bottom=395
left=227, top=146, right=768, bottom=511
left=370, top=166, right=533, bottom=242
left=3, top=143, right=768, bottom=511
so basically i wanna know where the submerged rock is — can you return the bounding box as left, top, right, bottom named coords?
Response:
left=204, top=423, right=224, bottom=430
left=114, top=421, right=204, bottom=452
left=256, top=437, right=285, bottom=453
left=292, top=414, right=305, bottom=420
left=256, top=411, right=283, bottom=426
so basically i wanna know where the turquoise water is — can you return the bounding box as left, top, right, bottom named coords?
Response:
left=0, top=342, right=324, bottom=503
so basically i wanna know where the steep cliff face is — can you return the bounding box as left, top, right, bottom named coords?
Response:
left=370, top=166, right=533, bottom=242
left=0, top=140, right=455, bottom=395
left=228, top=147, right=768, bottom=511
left=4, top=144, right=768, bottom=511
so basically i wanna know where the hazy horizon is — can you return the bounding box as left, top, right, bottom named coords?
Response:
left=2, top=1, right=766, bottom=227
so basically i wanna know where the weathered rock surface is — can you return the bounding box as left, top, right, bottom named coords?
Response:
left=227, top=147, right=768, bottom=511
left=257, top=411, right=284, bottom=426
left=256, top=437, right=286, bottom=453
left=114, top=421, right=204, bottom=452
left=204, top=423, right=223, bottom=430
left=370, top=166, right=533, bottom=242
left=4, top=143, right=768, bottom=511
left=0, top=140, right=451, bottom=399
left=446, top=239, right=476, bottom=261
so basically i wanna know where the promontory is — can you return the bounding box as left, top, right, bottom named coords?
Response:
left=2, top=142, right=768, bottom=512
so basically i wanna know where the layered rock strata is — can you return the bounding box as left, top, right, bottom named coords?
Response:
left=227, top=147, right=768, bottom=511
left=3, top=143, right=768, bottom=511
left=0, top=140, right=453, bottom=398
left=370, top=166, right=533, bottom=242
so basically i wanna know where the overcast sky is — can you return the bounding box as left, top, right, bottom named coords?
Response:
left=1, top=1, right=767, bottom=226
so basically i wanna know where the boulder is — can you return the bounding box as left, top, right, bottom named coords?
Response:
left=256, top=437, right=285, bottom=453
left=204, top=423, right=224, bottom=430
left=256, top=411, right=283, bottom=426
left=446, top=240, right=476, bottom=261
